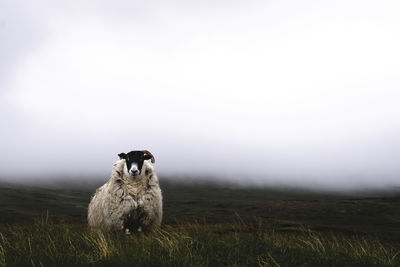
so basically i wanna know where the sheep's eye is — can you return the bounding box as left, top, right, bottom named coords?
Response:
left=145, top=169, right=149, bottom=175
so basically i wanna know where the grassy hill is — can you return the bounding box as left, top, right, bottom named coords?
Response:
left=0, top=179, right=400, bottom=266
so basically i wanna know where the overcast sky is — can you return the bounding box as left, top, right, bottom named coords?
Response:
left=1, top=0, right=400, bottom=189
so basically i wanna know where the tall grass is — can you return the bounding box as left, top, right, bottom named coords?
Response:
left=0, top=218, right=399, bottom=267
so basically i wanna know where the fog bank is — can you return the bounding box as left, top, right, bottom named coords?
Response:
left=1, top=0, right=400, bottom=190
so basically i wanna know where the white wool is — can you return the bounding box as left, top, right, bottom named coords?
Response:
left=87, top=159, right=162, bottom=232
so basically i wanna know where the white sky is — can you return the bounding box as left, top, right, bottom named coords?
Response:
left=1, top=0, right=400, bottom=189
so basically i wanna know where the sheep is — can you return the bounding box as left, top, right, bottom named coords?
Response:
left=87, top=150, right=162, bottom=233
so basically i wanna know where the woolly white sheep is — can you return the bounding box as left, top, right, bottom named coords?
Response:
left=87, top=150, right=162, bottom=233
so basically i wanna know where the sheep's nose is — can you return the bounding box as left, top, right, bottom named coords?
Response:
left=131, top=170, right=139, bottom=175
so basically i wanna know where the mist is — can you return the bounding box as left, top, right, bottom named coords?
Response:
left=1, top=0, right=400, bottom=190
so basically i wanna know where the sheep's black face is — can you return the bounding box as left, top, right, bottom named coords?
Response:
left=118, top=150, right=154, bottom=177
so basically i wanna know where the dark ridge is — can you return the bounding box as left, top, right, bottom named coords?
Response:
left=1, top=179, right=400, bottom=242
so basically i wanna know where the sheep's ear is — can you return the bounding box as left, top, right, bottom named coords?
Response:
left=118, top=153, right=127, bottom=159
left=142, top=150, right=155, bottom=163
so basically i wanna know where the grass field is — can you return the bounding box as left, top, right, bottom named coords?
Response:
left=0, top=179, right=400, bottom=266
